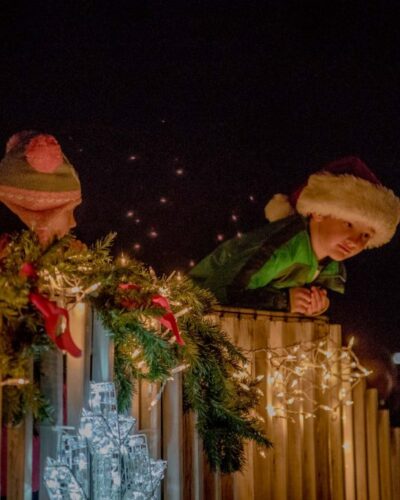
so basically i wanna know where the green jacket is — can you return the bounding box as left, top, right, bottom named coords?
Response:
left=189, top=215, right=346, bottom=311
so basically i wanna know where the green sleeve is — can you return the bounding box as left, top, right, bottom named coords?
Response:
left=226, top=246, right=293, bottom=311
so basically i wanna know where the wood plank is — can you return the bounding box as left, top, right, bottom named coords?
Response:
left=378, top=409, right=392, bottom=500
left=314, top=322, right=334, bottom=500
left=269, top=320, right=288, bottom=500
left=352, top=379, right=368, bottom=500
left=91, top=310, right=114, bottom=382
left=327, top=324, right=344, bottom=500
left=6, top=367, right=33, bottom=500
left=286, top=320, right=303, bottom=500
left=183, top=411, right=204, bottom=500
left=39, top=349, right=64, bottom=500
left=66, top=302, right=90, bottom=427
left=366, top=389, right=380, bottom=500
left=253, top=317, right=273, bottom=500
left=162, top=373, right=184, bottom=500
left=301, top=321, right=317, bottom=500
left=391, top=427, right=400, bottom=500
left=339, top=330, right=356, bottom=500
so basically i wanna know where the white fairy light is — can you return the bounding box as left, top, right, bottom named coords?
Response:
left=255, top=334, right=369, bottom=421
left=0, top=378, right=30, bottom=387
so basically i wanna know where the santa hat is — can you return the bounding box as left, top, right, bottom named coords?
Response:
left=265, top=156, right=400, bottom=248
left=0, top=131, right=81, bottom=241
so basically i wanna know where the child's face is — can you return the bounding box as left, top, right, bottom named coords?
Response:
left=310, top=214, right=375, bottom=261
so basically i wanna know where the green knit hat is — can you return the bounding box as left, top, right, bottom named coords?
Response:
left=0, top=131, right=82, bottom=244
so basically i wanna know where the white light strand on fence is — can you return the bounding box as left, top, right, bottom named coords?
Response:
left=254, top=335, right=370, bottom=422
left=0, top=378, right=30, bottom=387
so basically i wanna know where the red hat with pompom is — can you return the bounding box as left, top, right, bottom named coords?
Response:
left=265, top=156, right=400, bottom=248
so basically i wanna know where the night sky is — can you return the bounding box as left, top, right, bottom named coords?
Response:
left=1, top=2, right=400, bottom=360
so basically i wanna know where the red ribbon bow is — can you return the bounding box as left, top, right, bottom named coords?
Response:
left=21, top=263, right=81, bottom=357
left=119, top=283, right=184, bottom=346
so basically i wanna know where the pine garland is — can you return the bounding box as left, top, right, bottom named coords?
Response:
left=0, top=230, right=271, bottom=472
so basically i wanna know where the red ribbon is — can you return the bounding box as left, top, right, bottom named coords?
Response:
left=118, top=284, right=184, bottom=346
left=29, top=293, right=82, bottom=357
left=20, top=262, right=81, bottom=357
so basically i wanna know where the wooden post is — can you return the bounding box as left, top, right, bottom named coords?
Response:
left=253, top=316, right=273, bottom=500
left=163, top=372, right=184, bottom=500
left=391, top=427, right=400, bottom=499
left=6, top=363, right=33, bottom=500
left=366, top=388, right=380, bottom=500
left=91, top=310, right=114, bottom=382
left=378, top=409, right=392, bottom=500
left=66, top=303, right=91, bottom=427
left=269, top=320, right=288, bottom=500
left=339, top=329, right=356, bottom=500
left=286, top=320, right=303, bottom=500
left=0, top=373, right=2, bottom=497
left=6, top=417, right=32, bottom=500
left=327, top=324, right=345, bottom=500
left=352, top=379, right=368, bottom=500
left=183, top=411, right=204, bottom=500
left=39, top=350, right=64, bottom=500
left=229, top=314, right=255, bottom=500
left=301, top=321, right=317, bottom=500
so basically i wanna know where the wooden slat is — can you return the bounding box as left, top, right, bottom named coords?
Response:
left=39, top=350, right=64, bottom=500
left=301, top=321, right=317, bottom=500
left=91, top=310, right=114, bottom=382
left=163, top=373, right=184, bottom=500
left=183, top=411, right=204, bottom=500
left=253, top=317, right=272, bottom=500
left=366, top=389, right=380, bottom=500
left=232, top=315, right=255, bottom=500
left=286, top=321, right=303, bottom=500
left=391, top=428, right=400, bottom=499
left=327, top=324, right=345, bottom=500
left=66, top=303, right=91, bottom=427
left=378, top=409, right=392, bottom=500
left=352, top=379, right=368, bottom=500
left=269, top=320, right=288, bottom=500
left=6, top=364, right=33, bottom=500
left=340, top=334, right=356, bottom=500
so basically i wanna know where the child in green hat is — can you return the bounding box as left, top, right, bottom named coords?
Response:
left=0, top=130, right=81, bottom=247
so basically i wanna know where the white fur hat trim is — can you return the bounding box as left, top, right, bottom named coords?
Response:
left=296, top=172, right=400, bottom=248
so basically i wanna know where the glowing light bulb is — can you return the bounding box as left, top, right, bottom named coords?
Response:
left=148, top=229, right=158, bottom=238
left=266, top=404, right=276, bottom=416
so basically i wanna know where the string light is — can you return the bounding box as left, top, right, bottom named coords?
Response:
left=256, top=335, right=370, bottom=420
left=0, top=378, right=30, bottom=387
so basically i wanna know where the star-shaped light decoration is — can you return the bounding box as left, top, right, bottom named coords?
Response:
left=44, top=382, right=167, bottom=499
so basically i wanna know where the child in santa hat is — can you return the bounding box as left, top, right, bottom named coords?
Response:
left=190, top=157, right=400, bottom=316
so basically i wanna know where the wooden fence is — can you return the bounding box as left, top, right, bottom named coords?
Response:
left=1, top=304, right=400, bottom=499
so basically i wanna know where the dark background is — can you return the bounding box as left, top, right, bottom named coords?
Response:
left=1, top=1, right=400, bottom=385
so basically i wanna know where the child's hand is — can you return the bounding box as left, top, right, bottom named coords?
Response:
left=289, top=287, right=313, bottom=314
left=305, top=286, right=329, bottom=316
left=289, top=286, right=329, bottom=315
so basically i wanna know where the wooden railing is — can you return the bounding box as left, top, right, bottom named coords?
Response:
left=1, top=304, right=400, bottom=499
